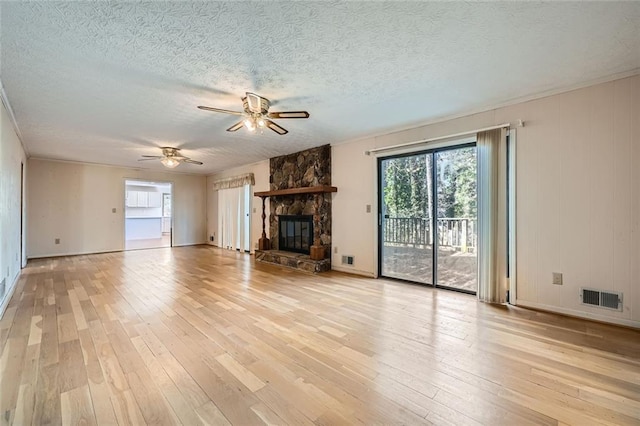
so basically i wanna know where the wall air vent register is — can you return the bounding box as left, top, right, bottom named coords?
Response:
left=580, top=288, right=622, bottom=311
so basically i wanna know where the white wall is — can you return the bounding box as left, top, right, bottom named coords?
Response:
left=332, top=75, right=640, bottom=327
left=206, top=160, right=270, bottom=253
left=0, top=98, right=27, bottom=316
left=331, top=139, right=377, bottom=276
left=27, top=159, right=207, bottom=257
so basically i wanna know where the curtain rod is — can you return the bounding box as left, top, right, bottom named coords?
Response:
left=364, top=122, right=516, bottom=155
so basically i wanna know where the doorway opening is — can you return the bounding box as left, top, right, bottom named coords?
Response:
left=378, top=143, right=477, bottom=293
left=124, top=180, right=172, bottom=250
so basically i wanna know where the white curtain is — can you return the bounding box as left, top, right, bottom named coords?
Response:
left=477, top=128, right=508, bottom=303
left=217, top=184, right=251, bottom=252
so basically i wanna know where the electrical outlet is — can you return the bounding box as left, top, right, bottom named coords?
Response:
left=334, top=246, right=338, bottom=254
left=112, top=208, right=117, bottom=213
left=253, top=208, right=257, bottom=213
left=255, top=243, right=258, bottom=249
left=55, top=238, right=60, bottom=245
left=366, top=204, right=371, bottom=213
left=552, top=272, right=563, bottom=285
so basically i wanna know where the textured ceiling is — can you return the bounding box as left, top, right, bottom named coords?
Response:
left=1, top=2, right=639, bottom=174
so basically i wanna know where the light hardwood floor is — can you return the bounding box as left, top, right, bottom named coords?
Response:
left=1, top=246, right=639, bottom=425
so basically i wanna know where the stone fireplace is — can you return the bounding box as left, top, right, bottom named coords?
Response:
left=255, top=144, right=335, bottom=273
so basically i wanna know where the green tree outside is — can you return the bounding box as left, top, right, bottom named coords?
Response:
left=383, top=147, right=476, bottom=219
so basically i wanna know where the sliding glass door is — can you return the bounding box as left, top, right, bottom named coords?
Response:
left=379, top=144, right=477, bottom=293
left=380, top=153, right=434, bottom=284
left=435, top=147, right=478, bottom=292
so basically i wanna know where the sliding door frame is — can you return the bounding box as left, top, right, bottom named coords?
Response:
left=507, top=129, right=517, bottom=304
left=377, top=142, right=477, bottom=294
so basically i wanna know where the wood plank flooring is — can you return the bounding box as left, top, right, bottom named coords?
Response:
left=1, top=245, right=639, bottom=425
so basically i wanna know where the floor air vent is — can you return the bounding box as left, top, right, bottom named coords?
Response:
left=580, top=288, right=622, bottom=311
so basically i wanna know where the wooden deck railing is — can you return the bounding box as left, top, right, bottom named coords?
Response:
left=383, top=217, right=477, bottom=252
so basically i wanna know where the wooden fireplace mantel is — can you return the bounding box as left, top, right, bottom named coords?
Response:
left=253, top=185, right=337, bottom=256
left=254, top=185, right=337, bottom=198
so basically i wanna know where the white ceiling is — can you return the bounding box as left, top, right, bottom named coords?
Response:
left=1, top=2, right=639, bottom=175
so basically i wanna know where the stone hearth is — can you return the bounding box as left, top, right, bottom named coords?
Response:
left=255, top=250, right=331, bottom=273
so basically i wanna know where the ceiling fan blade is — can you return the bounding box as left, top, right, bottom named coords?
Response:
left=138, top=158, right=160, bottom=162
left=197, top=106, right=243, bottom=115
left=183, top=159, right=203, bottom=165
left=265, top=119, right=288, bottom=135
left=267, top=111, right=310, bottom=119
left=140, top=155, right=163, bottom=158
left=226, top=121, right=244, bottom=132
left=245, top=92, right=263, bottom=113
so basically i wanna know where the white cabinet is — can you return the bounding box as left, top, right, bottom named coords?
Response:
left=136, top=191, right=149, bottom=207
left=126, top=191, right=137, bottom=207
left=148, top=192, right=162, bottom=208
left=126, top=190, right=161, bottom=207
left=125, top=218, right=162, bottom=240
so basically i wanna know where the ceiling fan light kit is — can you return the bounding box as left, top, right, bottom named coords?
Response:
left=242, top=115, right=269, bottom=133
left=138, top=147, right=203, bottom=169
left=160, top=157, right=180, bottom=168
left=198, top=92, right=310, bottom=135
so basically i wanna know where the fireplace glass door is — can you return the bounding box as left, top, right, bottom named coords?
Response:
left=279, top=215, right=313, bottom=254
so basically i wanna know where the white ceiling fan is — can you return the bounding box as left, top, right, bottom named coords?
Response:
left=138, top=147, right=203, bottom=169
left=198, top=92, right=310, bottom=135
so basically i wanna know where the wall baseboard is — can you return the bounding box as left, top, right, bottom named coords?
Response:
left=28, top=249, right=124, bottom=259
left=330, top=265, right=376, bottom=278
left=28, top=242, right=208, bottom=259
left=516, top=300, right=639, bottom=329
left=171, top=242, right=207, bottom=248
left=0, top=271, right=20, bottom=319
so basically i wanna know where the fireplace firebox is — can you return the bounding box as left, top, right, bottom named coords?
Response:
left=279, top=215, right=313, bottom=254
